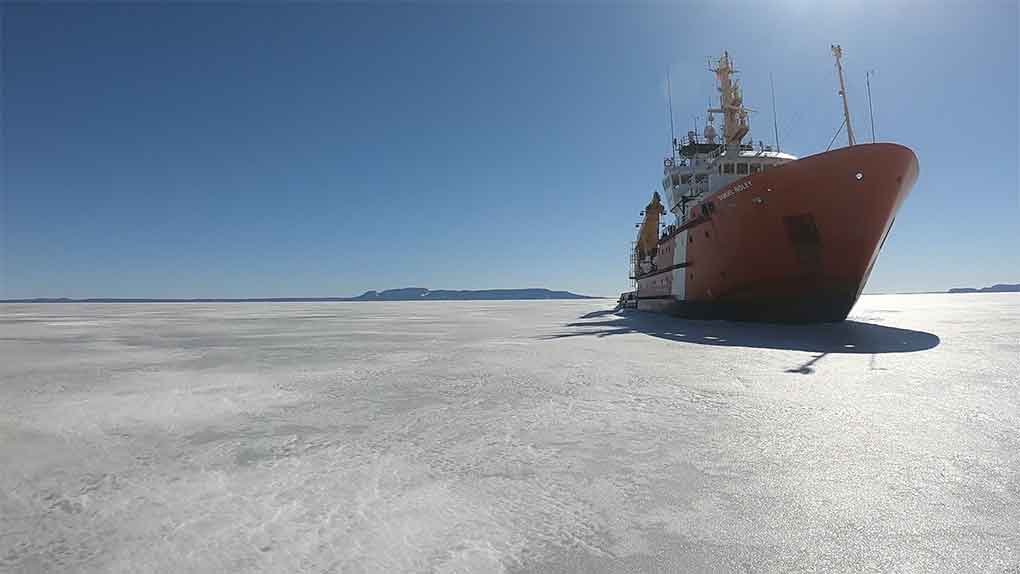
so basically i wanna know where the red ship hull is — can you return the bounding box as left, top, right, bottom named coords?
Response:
left=636, top=143, right=919, bottom=322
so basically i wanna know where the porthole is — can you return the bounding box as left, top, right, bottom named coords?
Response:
left=855, top=172, right=863, bottom=180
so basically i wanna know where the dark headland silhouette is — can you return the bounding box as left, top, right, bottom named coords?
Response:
left=946, top=283, right=1020, bottom=294
left=0, top=288, right=597, bottom=303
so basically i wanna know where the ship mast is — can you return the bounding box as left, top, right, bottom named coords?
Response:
left=831, top=44, right=856, bottom=146
left=708, top=51, right=749, bottom=146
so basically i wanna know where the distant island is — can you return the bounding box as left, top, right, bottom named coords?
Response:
left=0, top=288, right=597, bottom=303
left=947, top=283, right=1020, bottom=294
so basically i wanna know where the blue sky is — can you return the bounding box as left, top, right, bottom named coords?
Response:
left=2, top=2, right=1017, bottom=298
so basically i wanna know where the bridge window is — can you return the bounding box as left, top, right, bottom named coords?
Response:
left=723, top=163, right=734, bottom=174
left=750, top=164, right=761, bottom=174
left=671, top=174, right=680, bottom=187
left=737, top=163, right=748, bottom=175
left=681, top=174, right=691, bottom=185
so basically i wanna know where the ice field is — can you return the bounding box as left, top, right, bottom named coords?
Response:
left=1, top=294, right=1018, bottom=573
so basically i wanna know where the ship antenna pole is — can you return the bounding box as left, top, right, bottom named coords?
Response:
left=770, top=72, right=781, bottom=152
left=866, top=69, right=876, bottom=143
left=667, top=69, right=676, bottom=159
left=831, top=44, right=855, bottom=146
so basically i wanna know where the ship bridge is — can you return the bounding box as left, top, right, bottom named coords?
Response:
left=663, top=140, right=797, bottom=220
left=657, top=51, right=797, bottom=222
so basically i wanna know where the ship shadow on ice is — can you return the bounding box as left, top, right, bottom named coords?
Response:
left=550, top=310, right=939, bottom=372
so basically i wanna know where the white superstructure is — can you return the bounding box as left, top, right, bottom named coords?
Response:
left=659, top=52, right=796, bottom=227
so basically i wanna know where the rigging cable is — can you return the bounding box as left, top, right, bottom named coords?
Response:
left=825, top=116, right=848, bottom=152
left=775, top=61, right=833, bottom=152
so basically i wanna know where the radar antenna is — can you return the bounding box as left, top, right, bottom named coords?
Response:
left=667, top=70, right=676, bottom=159
left=770, top=72, right=781, bottom=152
left=865, top=69, right=876, bottom=143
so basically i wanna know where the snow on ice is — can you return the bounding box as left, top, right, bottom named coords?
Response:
left=1, top=294, right=1017, bottom=572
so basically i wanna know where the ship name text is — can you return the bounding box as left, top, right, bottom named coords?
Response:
left=718, top=181, right=752, bottom=201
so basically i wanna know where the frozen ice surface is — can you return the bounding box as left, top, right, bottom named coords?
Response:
left=1, top=294, right=1017, bottom=573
